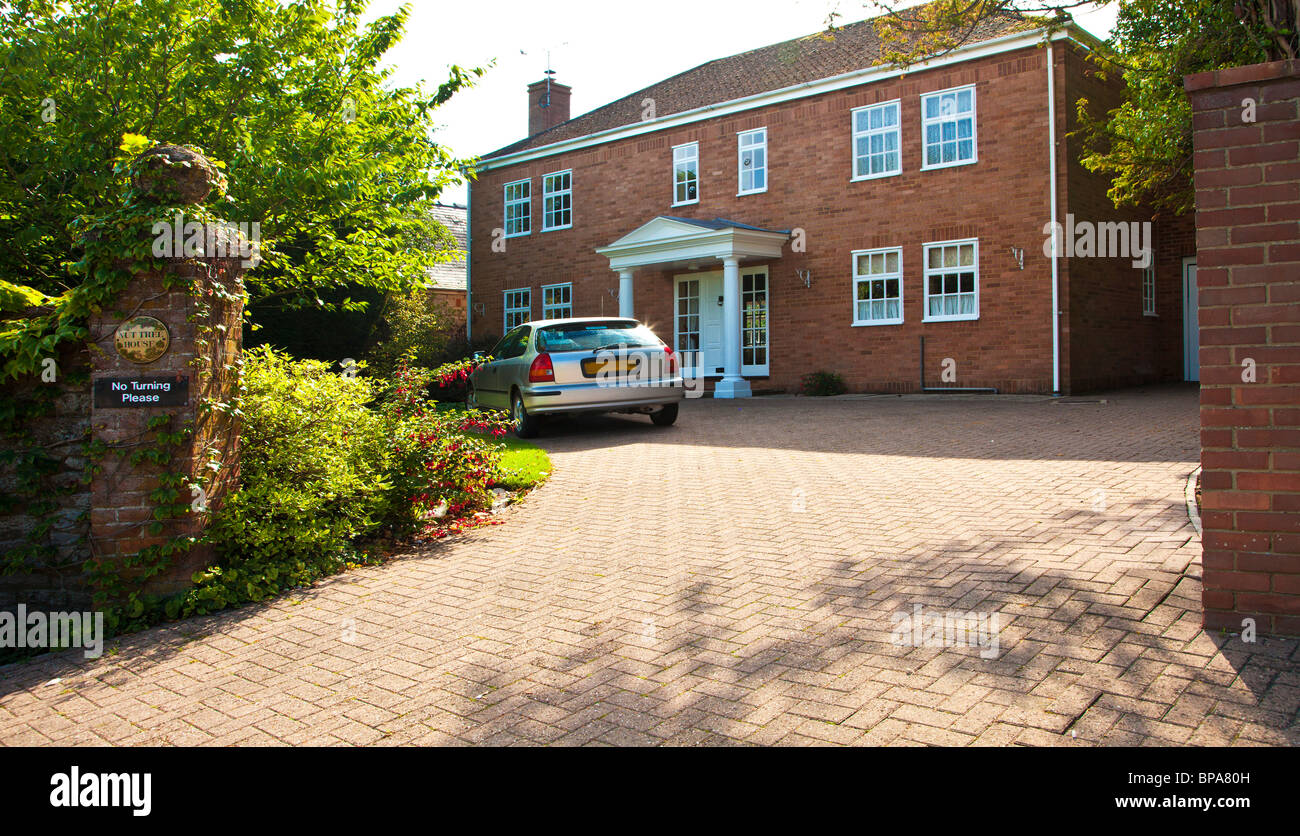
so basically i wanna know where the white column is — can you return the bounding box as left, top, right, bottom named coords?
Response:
left=618, top=269, right=634, bottom=319
left=714, top=256, right=751, bottom=399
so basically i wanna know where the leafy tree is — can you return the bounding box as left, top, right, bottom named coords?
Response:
left=864, top=0, right=1295, bottom=212
left=0, top=0, right=483, bottom=330
left=1077, top=0, right=1270, bottom=214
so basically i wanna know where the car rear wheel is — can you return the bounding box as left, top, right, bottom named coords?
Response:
left=650, top=403, right=679, bottom=427
left=512, top=391, right=540, bottom=438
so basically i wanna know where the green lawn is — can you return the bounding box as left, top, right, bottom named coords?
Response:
left=480, top=432, right=551, bottom=491
left=439, top=402, right=552, bottom=491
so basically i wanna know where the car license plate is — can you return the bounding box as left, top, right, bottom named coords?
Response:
left=583, top=356, right=640, bottom=376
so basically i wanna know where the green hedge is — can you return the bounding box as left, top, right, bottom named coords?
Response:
left=190, top=346, right=394, bottom=613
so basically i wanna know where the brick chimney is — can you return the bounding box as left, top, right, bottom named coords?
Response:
left=527, top=76, right=571, bottom=137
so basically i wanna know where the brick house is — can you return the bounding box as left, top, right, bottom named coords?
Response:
left=468, top=9, right=1196, bottom=396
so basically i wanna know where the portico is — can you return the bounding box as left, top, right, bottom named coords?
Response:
left=596, top=216, right=789, bottom=398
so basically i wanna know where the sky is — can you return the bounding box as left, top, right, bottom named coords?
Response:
left=366, top=0, right=1119, bottom=205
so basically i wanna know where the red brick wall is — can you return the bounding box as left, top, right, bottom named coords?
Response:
left=0, top=255, right=244, bottom=609
left=1061, top=48, right=1192, bottom=392
left=88, top=255, right=244, bottom=598
left=472, top=41, right=1169, bottom=395
left=1187, top=59, right=1300, bottom=635
left=430, top=288, right=467, bottom=315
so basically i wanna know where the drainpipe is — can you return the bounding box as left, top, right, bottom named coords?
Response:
left=1047, top=41, right=1061, bottom=395
left=463, top=169, right=473, bottom=345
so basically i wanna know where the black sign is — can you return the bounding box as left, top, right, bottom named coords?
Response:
left=93, top=375, right=189, bottom=408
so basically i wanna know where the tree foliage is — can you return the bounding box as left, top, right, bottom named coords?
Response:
left=0, top=0, right=483, bottom=322
left=1077, top=0, right=1271, bottom=214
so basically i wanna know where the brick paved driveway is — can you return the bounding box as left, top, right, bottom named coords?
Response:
left=3, top=386, right=1298, bottom=746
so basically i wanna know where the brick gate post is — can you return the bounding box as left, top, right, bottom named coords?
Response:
left=87, top=145, right=247, bottom=599
left=1186, top=60, right=1300, bottom=636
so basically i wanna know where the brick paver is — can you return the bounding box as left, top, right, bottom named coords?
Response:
left=3, top=386, right=1298, bottom=746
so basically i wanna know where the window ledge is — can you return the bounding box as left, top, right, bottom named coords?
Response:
left=922, top=314, right=980, bottom=323
left=852, top=320, right=904, bottom=328
left=850, top=171, right=902, bottom=183
left=920, top=158, right=978, bottom=172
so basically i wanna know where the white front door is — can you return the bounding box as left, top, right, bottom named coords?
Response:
left=676, top=268, right=770, bottom=377
left=676, top=272, right=725, bottom=376
left=1183, top=258, right=1199, bottom=382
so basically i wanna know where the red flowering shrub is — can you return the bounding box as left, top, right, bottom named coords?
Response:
left=378, top=354, right=511, bottom=537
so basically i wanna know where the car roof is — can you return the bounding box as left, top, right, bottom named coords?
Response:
left=523, top=317, right=642, bottom=328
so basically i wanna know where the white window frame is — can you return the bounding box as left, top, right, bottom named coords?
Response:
left=922, top=238, right=980, bottom=323
left=541, top=282, right=572, bottom=319
left=503, top=288, right=531, bottom=331
left=851, top=247, right=904, bottom=326
left=673, top=142, right=699, bottom=206
left=504, top=179, right=531, bottom=238
left=675, top=277, right=702, bottom=371
left=1142, top=265, right=1157, bottom=316
left=921, top=85, right=977, bottom=171
left=542, top=170, right=572, bottom=232
left=740, top=266, right=770, bottom=376
left=851, top=101, right=902, bottom=181
left=737, top=128, right=768, bottom=196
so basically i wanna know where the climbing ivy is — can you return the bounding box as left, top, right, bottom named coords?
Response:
left=1, top=136, right=247, bottom=632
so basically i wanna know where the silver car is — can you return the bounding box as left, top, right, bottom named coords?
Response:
left=467, top=318, right=685, bottom=438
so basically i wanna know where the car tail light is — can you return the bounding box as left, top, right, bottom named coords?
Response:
left=663, top=346, right=678, bottom=375
left=529, top=353, right=555, bottom=383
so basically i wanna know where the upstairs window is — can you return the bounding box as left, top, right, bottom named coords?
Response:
left=921, top=86, right=976, bottom=169
left=852, top=101, right=901, bottom=180
left=542, top=282, right=572, bottom=319
left=504, top=179, right=531, bottom=237
left=673, top=142, right=699, bottom=205
left=542, top=170, right=572, bottom=231
left=504, top=288, right=531, bottom=331
left=738, top=128, right=767, bottom=195
left=923, top=239, right=979, bottom=322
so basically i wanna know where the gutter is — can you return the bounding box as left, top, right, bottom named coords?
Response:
left=464, top=168, right=473, bottom=345
left=1047, top=40, right=1061, bottom=396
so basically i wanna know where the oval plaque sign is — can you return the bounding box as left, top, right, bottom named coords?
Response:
left=114, top=316, right=170, bottom=364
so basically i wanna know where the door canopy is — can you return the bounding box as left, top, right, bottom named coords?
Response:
left=596, top=216, right=790, bottom=271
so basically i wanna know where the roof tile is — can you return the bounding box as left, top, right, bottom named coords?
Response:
left=484, top=7, right=1037, bottom=160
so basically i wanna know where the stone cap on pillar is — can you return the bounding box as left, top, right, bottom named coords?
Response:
left=130, top=145, right=227, bottom=205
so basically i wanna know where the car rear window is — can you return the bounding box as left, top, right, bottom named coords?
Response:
left=536, top=322, right=661, bottom=352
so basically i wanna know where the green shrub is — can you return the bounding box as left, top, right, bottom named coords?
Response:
left=801, top=370, right=847, bottom=397
left=190, top=346, right=392, bottom=614
left=134, top=347, right=515, bottom=622
left=365, top=289, right=463, bottom=378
